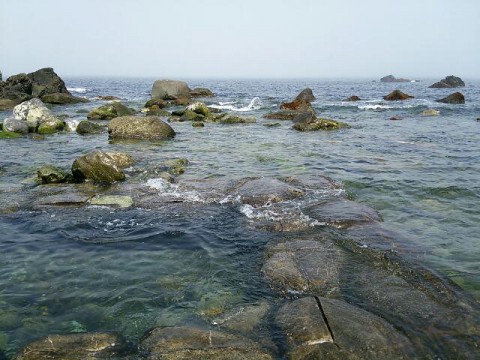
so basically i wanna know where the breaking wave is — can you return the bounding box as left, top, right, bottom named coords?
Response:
left=210, top=97, right=262, bottom=112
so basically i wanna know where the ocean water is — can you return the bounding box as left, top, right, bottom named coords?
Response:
left=0, top=78, right=479, bottom=357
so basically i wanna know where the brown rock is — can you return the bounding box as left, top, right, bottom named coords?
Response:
left=383, top=90, right=414, bottom=101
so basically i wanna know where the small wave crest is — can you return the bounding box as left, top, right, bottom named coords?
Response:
left=67, top=87, right=90, bottom=94
left=210, top=97, right=262, bottom=112
left=146, top=178, right=203, bottom=202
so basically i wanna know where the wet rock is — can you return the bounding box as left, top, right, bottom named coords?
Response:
left=383, top=90, right=414, bottom=101
left=144, top=98, right=168, bottom=109
left=88, top=195, right=133, bottom=208
left=262, top=110, right=300, bottom=120
left=190, top=87, right=214, bottom=97
left=230, top=177, right=304, bottom=207
left=14, top=332, right=127, bottom=360
left=293, top=117, right=349, bottom=131
left=162, top=158, right=189, bottom=175
left=72, top=150, right=130, bottom=183
left=37, top=117, right=65, bottom=134
left=436, top=91, right=465, bottom=104
left=13, top=98, right=62, bottom=131
left=87, top=101, right=134, bottom=120
left=41, top=92, right=89, bottom=104
left=263, top=122, right=280, bottom=127
left=151, top=80, right=191, bottom=100
left=186, top=101, right=210, bottom=116
left=0, top=131, right=21, bottom=139
left=343, top=95, right=361, bottom=101
left=390, top=115, right=402, bottom=120
left=380, top=75, right=410, bottom=82
left=96, top=95, right=121, bottom=100
left=304, top=198, right=381, bottom=228
left=105, top=152, right=134, bottom=168
left=76, top=120, right=105, bottom=135
left=37, top=165, right=72, bottom=184
left=2, top=117, right=28, bottom=135
left=295, top=88, right=316, bottom=102
left=420, top=109, right=440, bottom=116
left=145, top=106, right=171, bottom=117
left=180, top=109, right=205, bottom=122
left=139, top=326, right=272, bottom=359
left=192, top=121, right=205, bottom=127
left=217, top=114, right=256, bottom=124
left=429, top=75, right=465, bottom=88
left=108, top=116, right=175, bottom=140
left=27, top=67, right=70, bottom=98
left=212, top=301, right=270, bottom=333
left=280, top=98, right=314, bottom=111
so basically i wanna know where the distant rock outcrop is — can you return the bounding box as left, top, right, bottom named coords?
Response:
left=344, top=95, right=361, bottom=102
left=383, top=90, right=414, bottom=101
left=152, top=80, right=191, bottom=100
left=429, top=75, right=465, bottom=88
left=380, top=75, right=411, bottom=83
left=436, top=92, right=465, bottom=104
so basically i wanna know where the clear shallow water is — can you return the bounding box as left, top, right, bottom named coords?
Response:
left=0, top=78, right=479, bottom=356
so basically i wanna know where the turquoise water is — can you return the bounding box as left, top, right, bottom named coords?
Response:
left=0, top=78, right=479, bottom=357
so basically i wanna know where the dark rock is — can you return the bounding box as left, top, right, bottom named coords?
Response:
left=76, top=120, right=105, bottom=135
left=145, top=106, right=171, bottom=117
left=192, top=121, right=205, bottom=127
left=380, top=75, right=411, bottom=82
left=436, top=92, right=465, bottom=104
left=292, top=111, right=316, bottom=124
left=144, top=97, right=168, bottom=109
left=263, top=122, right=281, bottom=127
left=72, top=150, right=130, bottom=183
left=0, top=73, right=33, bottom=102
left=429, top=75, right=465, bottom=88
left=87, top=102, right=134, bottom=120
left=95, top=95, right=121, bottom=100
left=108, top=116, right=175, bottom=140
left=190, top=87, right=214, bottom=97
left=383, top=90, right=414, bottom=101
left=41, top=92, right=89, bottom=104
left=295, top=88, right=316, bottom=102
left=390, top=116, right=402, bottom=120
left=2, top=117, right=28, bottom=135
left=180, top=110, right=204, bottom=122
left=27, top=67, right=70, bottom=97
left=343, top=95, right=361, bottom=101
left=304, top=198, right=381, bottom=228
left=14, top=332, right=127, bottom=360
left=262, top=110, right=300, bottom=120
left=293, top=118, right=350, bottom=131
left=151, top=80, right=191, bottom=100
left=280, top=98, right=314, bottom=111
left=0, top=69, right=2, bottom=81
left=139, top=326, right=272, bottom=359
left=37, top=165, right=72, bottom=184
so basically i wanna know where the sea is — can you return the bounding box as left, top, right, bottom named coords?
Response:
left=0, top=77, right=479, bottom=357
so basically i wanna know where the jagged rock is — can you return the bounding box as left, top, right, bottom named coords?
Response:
left=14, top=332, right=127, bottom=360
left=87, top=102, right=134, bottom=120
left=139, top=326, right=272, bottom=359
left=72, top=150, right=131, bottom=183
left=190, top=87, right=214, bottom=97
left=295, top=88, right=316, bottom=102
left=380, top=75, right=410, bottom=82
left=27, top=67, right=70, bottom=97
left=76, top=120, right=105, bottom=135
left=2, top=117, right=28, bottom=135
left=37, top=165, right=72, bottom=184
left=343, top=95, right=361, bottom=101
left=383, top=90, right=414, bottom=101
left=429, top=75, right=465, bottom=88
left=108, top=116, right=175, bottom=140
left=151, top=80, right=191, bottom=100
left=41, top=92, right=89, bottom=104
left=436, top=92, right=465, bottom=104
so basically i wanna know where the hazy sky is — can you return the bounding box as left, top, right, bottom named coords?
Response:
left=1, top=0, right=479, bottom=79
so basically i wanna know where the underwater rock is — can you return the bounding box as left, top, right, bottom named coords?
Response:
left=192, top=121, right=205, bottom=127
left=304, top=198, right=381, bottom=228
left=41, top=92, right=89, bottom=104
left=292, top=117, right=350, bottom=131
left=190, top=87, right=214, bottom=97
left=420, top=109, right=440, bottom=116
left=88, top=195, right=134, bottom=208
left=72, top=150, right=130, bottom=183
left=14, top=332, right=127, bottom=360
left=429, top=75, right=465, bottom=88
left=2, top=117, right=29, bottom=135
left=139, top=326, right=272, bottom=359
left=87, top=101, right=134, bottom=120
left=108, top=116, right=175, bottom=140
left=151, top=80, right=191, bottom=100
left=212, top=301, right=270, bottom=333
left=162, top=158, right=189, bottom=175
left=76, top=120, right=105, bottom=135
left=343, top=95, right=361, bottom=101
left=380, top=75, right=411, bottom=82
left=383, top=90, right=414, bottom=101
left=37, top=165, right=72, bottom=184
left=436, top=92, right=465, bottom=104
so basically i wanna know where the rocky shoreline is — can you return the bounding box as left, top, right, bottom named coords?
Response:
left=1, top=69, right=479, bottom=359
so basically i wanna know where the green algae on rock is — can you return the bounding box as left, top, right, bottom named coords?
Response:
left=108, top=115, right=175, bottom=140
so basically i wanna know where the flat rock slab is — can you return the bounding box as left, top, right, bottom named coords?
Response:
left=140, top=326, right=272, bottom=359
left=88, top=195, right=134, bottom=208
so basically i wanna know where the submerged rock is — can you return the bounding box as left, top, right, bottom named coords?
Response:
left=343, top=95, right=361, bottom=101
left=87, top=101, right=134, bottom=120
left=88, top=195, right=133, bottom=208
left=139, top=326, right=272, bottom=359
left=151, top=80, right=191, bottom=100
left=37, top=165, right=72, bottom=184
left=436, top=92, right=465, bottom=104
left=380, top=75, right=411, bottom=82
left=217, top=114, right=256, bottom=124
left=293, top=117, right=349, bottom=131
left=72, top=150, right=132, bottom=183
left=108, top=116, right=175, bottom=140
left=14, top=332, right=127, bottom=360
left=429, top=75, right=465, bottom=88
left=383, top=90, right=414, bottom=101
left=420, top=109, right=440, bottom=116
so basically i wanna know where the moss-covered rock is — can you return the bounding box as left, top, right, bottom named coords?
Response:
left=37, top=165, right=72, bottom=184
left=192, top=121, right=205, bottom=127
left=181, top=109, right=205, bottom=121
left=72, top=150, right=131, bottom=183
left=186, top=101, right=210, bottom=116
left=87, top=102, right=134, bottom=120
left=293, top=118, right=350, bottom=131
left=76, top=120, right=105, bottom=135
left=218, top=114, right=256, bottom=124
left=163, top=158, right=189, bottom=175
left=144, top=105, right=171, bottom=117
left=0, top=131, right=22, bottom=139
left=108, top=116, right=175, bottom=140
left=37, top=118, right=65, bottom=134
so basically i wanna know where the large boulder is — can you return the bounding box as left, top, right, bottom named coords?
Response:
left=14, top=332, right=127, bottom=360
left=383, top=90, right=414, bottom=101
left=27, top=68, right=70, bottom=97
left=429, top=75, right=465, bottom=88
left=13, top=98, right=63, bottom=131
left=151, top=80, right=191, bottom=100
left=436, top=92, right=465, bottom=104
left=380, top=75, right=410, bottom=82
left=108, top=115, right=175, bottom=140
left=71, top=150, right=132, bottom=183
left=0, top=73, right=33, bottom=103
left=87, top=102, right=133, bottom=120
left=41, top=92, right=89, bottom=104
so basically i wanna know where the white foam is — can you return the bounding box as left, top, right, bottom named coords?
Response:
left=210, top=97, right=262, bottom=112
left=65, top=119, right=80, bottom=132
left=67, top=87, right=90, bottom=93
left=146, top=178, right=203, bottom=202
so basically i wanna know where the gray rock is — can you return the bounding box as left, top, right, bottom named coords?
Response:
left=212, top=301, right=270, bottom=333
left=14, top=332, right=127, bottom=360
left=151, top=80, right=191, bottom=100
left=436, top=92, right=465, bottom=104
left=217, top=114, right=256, bottom=124
left=37, top=165, right=72, bottom=184
left=139, top=326, right=272, bottom=359
left=76, top=120, right=105, bottom=135
left=72, top=150, right=130, bottom=183
left=429, top=75, right=465, bottom=88
left=108, top=116, right=175, bottom=140
left=2, top=117, right=28, bottom=135
left=13, top=98, right=62, bottom=131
